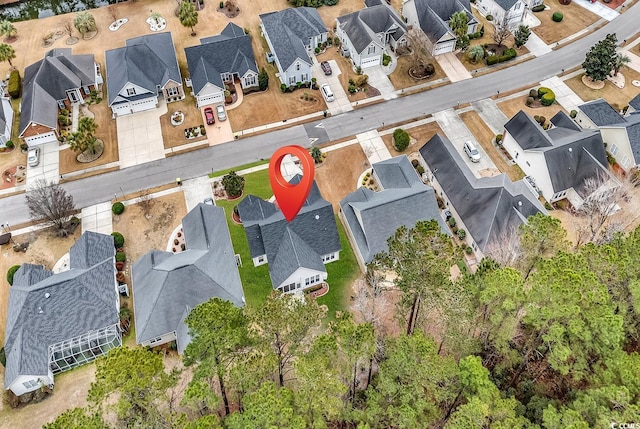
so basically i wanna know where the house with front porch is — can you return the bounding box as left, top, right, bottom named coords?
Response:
left=185, top=23, right=260, bottom=108
left=419, top=134, right=546, bottom=258
left=336, top=1, right=407, bottom=69
left=402, top=0, right=478, bottom=55
left=474, top=0, right=540, bottom=28
left=106, top=32, right=184, bottom=117
left=19, top=48, right=101, bottom=147
left=260, top=8, right=328, bottom=87
left=3, top=231, right=120, bottom=397
left=132, top=204, right=245, bottom=352
left=503, top=110, right=615, bottom=208
left=237, top=175, right=341, bottom=293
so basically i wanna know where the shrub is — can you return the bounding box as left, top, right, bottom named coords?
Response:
left=355, top=74, right=368, bottom=87
left=5, top=140, right=13, bottom=149
left=112, top=201, right=125, bottom=215
left=393, top=128, right=410, bottom=152
left=348, top=84, right=357, bottom=94
left=486, top=55, right=499, bottom=65
left=115, top=261, right=125, bottom=271
left=258, top=67, right=269, bottom=91
left=486, top=14, right=493, bottom=21
left=526, top=96, right=534, bottom=106
left=222, top=171, right=245, bottom=198
left=448, top=216, right=456, bottom=227
left=570, top=110, right=577, bottom=118
left=314, top=47, right=320, bottom=54
left=540, top=92, right=555, bottom=106
left=116, top=272, right=126, bottom=283
left=495, top=134, right=503, bottom=144
left=479, top=24, right=484, bottom=36
left=382, top=53, right=391, bottom=66
left=411, top=159, right=419, bottom=167
left=0, top=347, right=5, bottom=367
left=115, top=252, right=126, bottom=263
left=219, top=0, right=224, bottom=7
left=536, top=115, right=546, bottom=125
left=532, top=4, right=546, bottom=12
left=538, top=87, right=551, bottom=97
left=552, top=12, right=563, bottom=22
left=111, top=232, right=125, bottom=248
left=465, top=246, right=473, bottom=255
left=503, top=48, right=517, bottom=60
left=457, top=229, right=467, bottom=240
left=356, top=66, right=362, bottom=75
left=416, top=165, right=425, bottom=175
left=20, top=143, right=28, bottom=151
left=529, top=89, right=538, bottom=99
left=58, top=115, right=68, bottom=126
left=280, top=83, right=287, bottom=92
left=8, top=69, right=20, bottom=99
left=7, top=265, right=20, bottom=285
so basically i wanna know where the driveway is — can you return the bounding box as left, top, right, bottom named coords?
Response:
left=26, top=141, right=60, bottom=188
left=574, top=0, right=619, bottom=21
left=435, top=52, right=472, bottom=82
left=433, top=109, right=498, bottom=177
left=312, top=59, right=353, bottom=116
left=365, top=66, right=397, bottom=100
left=203, top=105, right=234, bottom=145
left=116, top=101, right=167, bottom=169
left=182, top=176, right=215, bottom=211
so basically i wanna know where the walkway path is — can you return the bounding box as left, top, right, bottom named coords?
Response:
left=81, top=202, right=112, bottom=235
left=541, top=76, right=584, bottom=112
left=366, top=66, right=397, bottom=100
left=356, top=130, right=391, bottom=164
left=435, top=52, right=472, bottom=82
left=471, top=99, right=510, bottom=135
left=525, top=33, right=552, bottom=57
left=574, top=0, right=619, bottom=21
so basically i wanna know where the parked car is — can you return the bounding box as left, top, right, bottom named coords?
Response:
left=463, top=141, right=481, bottom=163
left=203, top=197, right=214, bottom=205
left=321, top=84, right=335, bottom=102
left=216, top=105, right=227, bottom=121
left=204, top=107, right=215, bottom=125
left=320, top=61, right=332, bottom=75
left=27, top=147, right=40, bottom=167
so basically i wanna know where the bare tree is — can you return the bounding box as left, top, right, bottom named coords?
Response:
left=485, top=225, right=522, bottom=267
left=404, top=28, right=434, bottom=68
left=137, top=189, right=155, bottom=219
left=63, top=22, right=73, bottom=38
left=25, top=179, right=76, bottom=236
left=352, top=266, right=390, bottom=331
left=493, top=15, right=512, bottom=47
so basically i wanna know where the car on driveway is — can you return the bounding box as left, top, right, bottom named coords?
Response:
left=321, top=84, right=335, bottom=102
left=320, top=61, right=332, bottom=75
left=463, top=141, right=480, bottom=163
left=27, top=147, right=40, bottom=167
left=203, top=197, right=214, bottom=205
left=204, top=107, right=215, bottom=125
left=216, top=105, right=227, bottom=121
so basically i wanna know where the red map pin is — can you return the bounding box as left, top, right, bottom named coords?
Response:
left=269, top=145, right=315, bottom=222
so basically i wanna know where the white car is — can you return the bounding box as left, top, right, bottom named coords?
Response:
left=216, top=105, right=227, bottom=121
left=321, top=84, right=335, bottom=102
left=27, top=147, right=40, bottom=167
left=463, top=141, right=481, bottom=163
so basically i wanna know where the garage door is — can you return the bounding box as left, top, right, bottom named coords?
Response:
left=198, top=93, right=224, bottom=108
left=434, top=41, right=455, bottom=55
left=25, top=132, right=57, bottom=146
left=130, top=97, right=158, bottom=114
left=360, top=56, right=381, bottom=68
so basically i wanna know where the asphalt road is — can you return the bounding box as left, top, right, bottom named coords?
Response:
left=2, top=3, right=640, bottom=226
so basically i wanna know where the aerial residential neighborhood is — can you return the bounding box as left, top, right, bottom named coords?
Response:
left=1, top=0, right=640, bottom=427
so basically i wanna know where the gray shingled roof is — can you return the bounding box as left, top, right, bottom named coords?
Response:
left=492, top=0, right=519, bottom=9
left=106, top=32, right=182, bottom=106
left=507, top=110, right=609, bottom=197
left=260, top=8, right=327, bottom=71
left=630, top=94, right=640, bottom=111
left=132, top=204, right=245, bottom=347
left=419, top=134, right=546, bottom=252
left=4, top=232, right=117, bottom=389
left=413, top=0, right=475, bottom=43
left=337, top=5, right=406, bottom=54
left=186, top=23, right=258, bottom=95
left=270, top=228, right=327, bottom=287
left=340, top=156, right=448, bottom=263
left=19, top=49, right=96, bottom=136
left=0, top=97, right=8, bottom=134
left=237, top=177, right=341, bottom=289
left=578, top=98, right=625, bottom=127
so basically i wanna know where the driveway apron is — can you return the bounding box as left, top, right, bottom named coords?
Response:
left=435, top=52, right=472, bottom=82
left=26, top=141, right=60, bottom=189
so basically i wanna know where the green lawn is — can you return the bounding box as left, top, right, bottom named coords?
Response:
left=216, top=169, right=361, bottom=316
left=209, top=159, right=269, bottom=179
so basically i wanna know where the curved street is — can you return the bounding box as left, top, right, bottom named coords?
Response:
left=2, top=2, right=640, bottom=226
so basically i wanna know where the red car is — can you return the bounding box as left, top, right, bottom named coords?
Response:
left=204, top=107, right=215, bottom=125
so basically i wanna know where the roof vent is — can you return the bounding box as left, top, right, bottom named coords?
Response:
left=568, top=148, right=573, bottom=152
left=38, top=306, right=43, bottom=314
left=45, top=293, right=50, bottom=298
left=518, top=201, right=523, bottom=207
left=315, top=214, right=320, bottom=220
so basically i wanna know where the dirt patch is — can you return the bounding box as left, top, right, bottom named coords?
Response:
left=389, top=54, right=447, bottom=90
left=112, top=192, right=187, bottom=264
left=531, top=2, right=600, bottom=45
left=0, top=147, right=26, bottom=191
left=563, top=67, right=640, bottom=110
left=459, top=110, right=525, bottom=182
left=381, top=121, right=443, bottom=157
left=497, top=93, right=567, bottom=121
left=315, top=144, right=368, bottom=212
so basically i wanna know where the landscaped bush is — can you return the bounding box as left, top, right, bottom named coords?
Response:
left=503, top=48, right=517, bottom=60
left=5, top=141, right=13, bottom=149
left=552, top=12, right=563, bottom=22
left=457, top=229, right=467, bottom=240
left=280, top=83, right=287, bottom=92
left=465, top=246, right=473, bottom=255
left=570, top=110, right=577, bottom=118
left=20, top=143, right=28, bottom=151
left=535, top=115, right=546, bottom=125
left=111, top=231, right=125, bottom=248
left=537, top=87, right=552, bottom=98
left=58, top=115, right=68, bottom=126
left=495, top=134, right=503, bottom=144
left=448, top=216, right=456, bottom=227
left=416, top=165, right=425, bottom=175
left=393, top=128, right=410, bottom=152
left=112, top=201, right=125, bottom=215
left=411, top=159, right=419, bottom=168
left=486, top=14, right=493, bottom=21
left=532, top=4, right=546, bottom=12
left=115, top=252, right=126, bottom=263
left=382, top=53, right=391, bottom=66
left=348, top=84, right=357, bottom=94
left=222, top=171, right=245, bottom=198
left=526, top=96, right=534, bottom=106
left=355, top=74, right=368, bottom=87
left=8, top=69, right=20, bottom=99
left=6, top=265, right=20, bottom=286
left=258, top=68, right=269, bottom=91
left=529, top=89, right=538, bottom=99
left=486, top=55, right=499, bottom=65
left=541, top=92, right=555, bottom=106
left=115, top=261, right=125, bottom=271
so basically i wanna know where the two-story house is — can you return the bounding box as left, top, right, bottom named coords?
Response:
left=260, top=8, right=328, bottom=87
left=106, top=32, right=184, bottom=117
left=336, top=0, right=407, bottom=69
left=474, top=0, right=540, bottom=28
left=185, top=23, right=260, bottom=108
left=19, top=49, right=101, bottom=146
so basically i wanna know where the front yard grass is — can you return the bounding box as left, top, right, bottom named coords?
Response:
left=160, top=97, right=206, bottom=150
left=388, top=54, right=447, bottom=90
left=497, top=93, right=567, bottom=121
left=531, top=2, right=600, bottom=45
left=380, top=121, right=443, bottom=157
left=563, top=67, right=640, bottom=110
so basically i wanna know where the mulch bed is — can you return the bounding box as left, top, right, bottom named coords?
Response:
left=76, top=139, right=105, bottom=163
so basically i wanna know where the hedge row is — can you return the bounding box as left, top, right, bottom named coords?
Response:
left=8, top=70, right=20, bottom=99
left=486, top=48, right=517, bottom=65
left=538, top=87, right=556, bottom=106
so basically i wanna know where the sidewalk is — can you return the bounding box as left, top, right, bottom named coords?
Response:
left=356, top=130, right=391, bottom=164
left=573, top=0, right=619, bottom=21
left=541, top=76, right=585, bottom=112
left=471, top=99, right=510, bottom=135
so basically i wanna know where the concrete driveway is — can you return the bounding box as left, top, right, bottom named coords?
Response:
left=365, top=66, right=397, bottom=100
left=435, top=52, right=472, bottom=82
left=203, top=105, right=234, bottom=145
left=433, top=109, right=498, bottom=177
left=26, top=141, right=60, bottom=188
left=313, top=59, right=353, bottom=116
left=116, top=101, right=167, bottom=169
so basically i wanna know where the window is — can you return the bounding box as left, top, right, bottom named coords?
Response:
left=126, top=87, right=136, bottom=96
left=83, top=86, right=91, bottom=95
left=222, top=72, right=231, bottom=82
left=58, top=100, right=66, bottom=109
left=289, top=76, right=296, bottom=85
left=368, top=45, right=375, bottom=54
left=296, top=63, right=300, bottom=71
left=149, top=337, right=162, bottom=344
left=526, top=161, right=531, bottom=167
left=622, top=155, right=630, bottom=167
left=166, top=87, right=179, bottom=97
left=610, top=144, right=619, bottom=156
left=514, top=2, right=521, bottom=10
left=305, top=277, right=311, bottom=286
left=301, top=74, right=308, bottom=82
left=315, top=274, right=320, bottom=283
left=22, top=379, right=39, bottom=389
left=258, top=255, right=265, bottom=263
left=245, top=74, right=256, bottom=86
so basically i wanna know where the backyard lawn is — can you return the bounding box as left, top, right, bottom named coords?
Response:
left=215, top=168, right=360, bottom=316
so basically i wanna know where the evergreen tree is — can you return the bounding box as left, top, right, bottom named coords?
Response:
left=178, top=0, right=199, bottom=36
left=583, top=33, right=618, bottom=82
